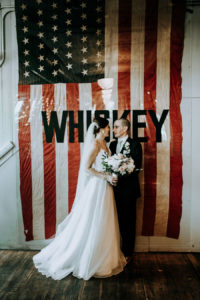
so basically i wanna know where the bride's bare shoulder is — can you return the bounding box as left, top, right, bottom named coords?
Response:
left=89, top=139, right=100, bottom=153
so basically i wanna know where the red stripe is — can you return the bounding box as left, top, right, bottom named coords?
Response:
left=18, top=85, right=33, bottom=241
left=167, top=2, right=184, bottom=238
left=42, top=84, right=56, bottom=239
left=66, top=83, right=81, bottom=212
left=91, top=82, right=105, bottom=110
left=118, top=0, right=132, bottom=116
left=142, top=0, right=158, bottom=236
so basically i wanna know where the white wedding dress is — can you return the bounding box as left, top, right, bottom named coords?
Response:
left=33, top=146, right=126, bottom=280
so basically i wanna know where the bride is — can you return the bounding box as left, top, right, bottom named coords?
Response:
left=33, top=117, right=126, bottom=280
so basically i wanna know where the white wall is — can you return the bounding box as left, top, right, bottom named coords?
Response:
left=0, top=1, right=200, bottom=251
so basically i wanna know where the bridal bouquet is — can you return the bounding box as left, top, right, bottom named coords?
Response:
left=102, top=153, right=135, bottom=177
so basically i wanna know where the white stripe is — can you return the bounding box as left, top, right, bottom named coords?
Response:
left=105, top=0, right=119, bottom=138
left=30, top=85, right=45, bottom=240
left=55, top=84, right=69, bottom=227
left=79, top=83, right=93, bottom=148
left=131, top=0, right=146, bottom=236
left=79, top=83, right=93, bottom=153
left=154, top=0, right=171, bottom=235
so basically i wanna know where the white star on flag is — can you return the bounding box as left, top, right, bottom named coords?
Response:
left=38, top=55, right=44, bottom=61
left=23, top=38, right=29, bottom=44
left=52, top=70, right=58, bottom=76
left=96, top=40, right=102, bottom=46
left=22, top=15, right=28, bottom=22
left=66, top=30, right=72, bottom=36
left=52, top=36, right=58, bottom=43
left=66, top=63, right=72, bottom=70
left=96, top=29, right=101, bottom=36
left=24, top=49, right=29, bottom=56
left=51, top=15, right=57, bottom=20
left=24, top=71, right=29, bottom=77
left=52, top=3, right=57, bottom=9
left=81, top=25, right=87, bottom=31
left=52, top=25, right=58, bottom=31
left=65, top=42, right=72, bottom=48
left=81, top=14, right=87, bottom=20
left=38, top=21, right=43, bottom=27
left=52, top=59, right=58, bottom=66
left=96, top=6, right=102, bottom=12
left=21, top=4, right=26, bottom=10
left=96, top=51, right=101, bottom=58
left=81, top=36, right=87, bottom=42
left=38, top=32, right=44, bottom=39
left=65, top=8, right=71, bottom=14
left=38, top=43, right=44, bottom=49
left=81, top=47, right=87, bottom=53
left=36, top=0, right=42, bottom=4
left=37, top=10, right=43, bottom=16
left=81, top=58, right=87, bottom=64
left=66, top=52, right=72, bottom=59
left=38, top=65, right=44, bottom=72
left=22, top=26, right=28, bottom=33
left=66, top=19, right=72, bottom=26
left=81, top=69, right=88, bottom=76
left=80, top=3, right=86, bottom=8
left=96, top=62, right=101, bottom=69
left=52, top=48, right=58, bottom=54
left=24, top=61, right=29, bottom=67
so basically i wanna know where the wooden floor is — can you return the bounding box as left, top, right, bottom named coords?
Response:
left=0, top=251, right=200, bottom=300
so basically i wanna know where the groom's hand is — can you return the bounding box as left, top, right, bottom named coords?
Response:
left=105, top=174, right=118, bottom=186
left=111, top=176, right=118, bottom=186
left=109, top=175, right=118, bottom=186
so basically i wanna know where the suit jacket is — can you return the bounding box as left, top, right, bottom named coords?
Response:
left=109, top=137, right=142, bottom=199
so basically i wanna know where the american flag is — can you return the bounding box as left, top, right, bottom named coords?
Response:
left=15, top=0, right=185, bottom=241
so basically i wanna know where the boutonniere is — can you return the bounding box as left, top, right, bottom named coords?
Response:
left=122, top=141, right=131, bottom=156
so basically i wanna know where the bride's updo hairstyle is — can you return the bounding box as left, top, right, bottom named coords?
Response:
left=93, top=117, right=109, bottom=137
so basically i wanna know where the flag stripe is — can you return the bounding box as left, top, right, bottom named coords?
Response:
left=105, top=0, right=119, bottom=110
left=79, top=83, right=93, bottom=137
left=130, top=0, right=146, bottom=235
left=18, top=85, right=33, bottom=241
left=30, top=85, right=45, bottom=240
left=55, top=84, right=69, bottom=227
left=154, top=0, right=171, bottom=236
left=118, top=0, right=132, bottom=116
left=92, top=82, right=105, bottom=110
left=42, top=84, right=57, bottom=239
left=142, top=0, right=158, bottom=235
left=66, top=83, right=81, bottom=213
left=167, top=1, right=184, bottom=238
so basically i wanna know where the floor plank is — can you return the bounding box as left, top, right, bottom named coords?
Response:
left=0, top=251, right=200, bottom=300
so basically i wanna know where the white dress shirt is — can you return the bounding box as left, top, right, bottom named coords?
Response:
left=116, top=135, right=128, bottom=154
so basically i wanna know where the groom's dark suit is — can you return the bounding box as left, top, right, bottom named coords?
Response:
left=110, top=137, right=142, bottom=256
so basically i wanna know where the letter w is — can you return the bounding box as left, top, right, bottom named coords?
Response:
left=41, top=111, right=68, bottom=143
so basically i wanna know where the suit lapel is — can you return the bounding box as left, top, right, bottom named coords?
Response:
left=120, top=136, right=130, bottom=154
left=110, top=139, right=117, bottom=155
left=113, top=140, right=117, bottom=154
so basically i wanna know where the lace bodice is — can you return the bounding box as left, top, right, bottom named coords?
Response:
left=92, top=148, right=110, bottom=172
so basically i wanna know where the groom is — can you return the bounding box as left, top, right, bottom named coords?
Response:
left=110, top=118, right=142, bottom=262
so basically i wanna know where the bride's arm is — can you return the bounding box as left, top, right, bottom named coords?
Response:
left=83, top=142, right=114, bottom=183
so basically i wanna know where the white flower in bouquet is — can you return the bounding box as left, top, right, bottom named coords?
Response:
left=102, top=153, right=135, bottom=177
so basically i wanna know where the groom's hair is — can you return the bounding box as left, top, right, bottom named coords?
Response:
left=119, top=118, right=130, bottom=131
